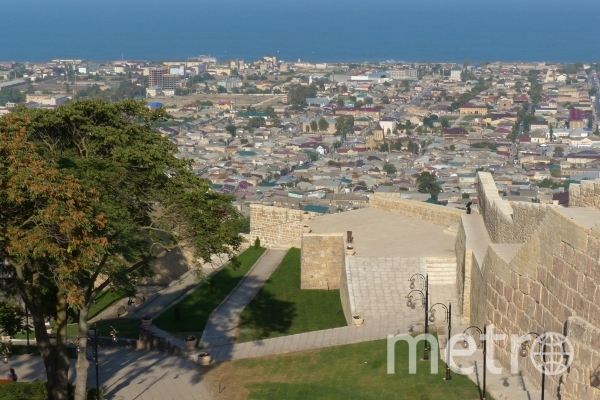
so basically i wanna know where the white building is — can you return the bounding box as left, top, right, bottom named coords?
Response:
left=450, top=67, right=462, bottom=81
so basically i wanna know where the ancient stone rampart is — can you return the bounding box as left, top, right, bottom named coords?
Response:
left=249, top=204, right=304, bottom=248
left=369, top=192, right=462, bottom=227
left=458, top=172, right=600, bottom=400
left=569, top=178, right=600, bottom=210
left=477, top=172, right=550, bottom=243
left=300, top=233, right=345, bottom=290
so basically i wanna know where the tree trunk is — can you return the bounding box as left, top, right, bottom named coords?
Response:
left=47, top=293, right=71, bottom=400
left=74, top=307, right=90, bottom=400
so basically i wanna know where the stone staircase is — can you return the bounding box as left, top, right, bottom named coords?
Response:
left=426, top=257, right=457, bottom=285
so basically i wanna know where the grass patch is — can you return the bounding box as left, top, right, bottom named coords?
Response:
left=237, top=248, right=346, bottom=343
left=203, top=338, right=490, bottom=400
left=91, top=318, right=140, bottom=340
left=88, top=291, right=125, bottom=319
left=153, top=247, right=266, bottom=335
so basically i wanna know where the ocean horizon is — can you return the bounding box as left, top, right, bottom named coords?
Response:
left=3, top=0, right=600, bottom=64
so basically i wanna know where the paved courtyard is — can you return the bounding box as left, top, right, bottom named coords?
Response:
left=0, top=348, right=213, bottom=400
left=308, top=208, right=456, bottom=258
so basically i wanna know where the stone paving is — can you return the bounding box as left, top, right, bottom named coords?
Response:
left=199, top=249, right=287, bottom=348
left=307, top=208, right=456, bottom=258
left=0, top=348, right=213, bottom=400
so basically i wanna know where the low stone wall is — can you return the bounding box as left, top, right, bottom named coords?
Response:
left=250, top=204, right=304, bottom=248
left=369, top=193, right=463, bottom=227
left=300, top=233, right=345, bottom=290
left=339, top=256, right=353, bottom=326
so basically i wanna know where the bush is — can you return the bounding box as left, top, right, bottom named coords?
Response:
left=0, top=382, right=47, bottom=399
left=0, top=382, right=102, bottom=400
left=254, top=237, right=261, bottom=249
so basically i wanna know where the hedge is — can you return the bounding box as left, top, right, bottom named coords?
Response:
left=0, top=382, right=103, bottom=400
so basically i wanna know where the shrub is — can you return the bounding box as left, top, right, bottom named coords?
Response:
left=0, top=382, right=103, bottom=400
left=254, top=237, right=261, bottom=249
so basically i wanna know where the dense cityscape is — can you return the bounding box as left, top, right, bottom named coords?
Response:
left=1, top=54, right=600, bottom=400
left=2, top=57, right=598, bottom=213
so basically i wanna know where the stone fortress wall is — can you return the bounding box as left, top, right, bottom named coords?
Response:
left=249, top=204, right=304, bottom=248
left=369, top=192, right=463, bottom=227
left=569, top=178, right=600, bottom=210
left=457, top=172, right=600, bottom=400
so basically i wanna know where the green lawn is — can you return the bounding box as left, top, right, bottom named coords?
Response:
left=237, top=248, right=347, bottom=343
left=153, top=246, right=267, bottom=336
left=203, top=338, right=491, bottom=400
left=88, top=291, right=126, bottom=319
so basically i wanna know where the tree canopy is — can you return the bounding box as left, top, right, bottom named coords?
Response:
left=0, top=99, right=244, bottom=399
left=416, top=171, right=442, bottom=200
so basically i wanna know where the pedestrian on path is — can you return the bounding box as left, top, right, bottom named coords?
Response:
left=6, top=368, right=17, bottom=382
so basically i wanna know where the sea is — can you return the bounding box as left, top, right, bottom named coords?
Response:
left=3, top=0, right=600, bottom=64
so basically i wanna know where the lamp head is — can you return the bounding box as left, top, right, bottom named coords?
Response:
left=409, top=279, right=415, bottom=290
left=519, top=343, right=529, bottom=358
left=429, top=314, right=435, bottom=323
left=462, top=339, right=469, bottom=349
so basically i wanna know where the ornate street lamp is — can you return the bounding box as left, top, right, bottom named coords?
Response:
left=519, top=332, right=545, bottom=400
left=462, top=325, right=486, bottom=399
left=408, top=274, right=429, bottom=360
left=428, top=302, right=452, bottom=380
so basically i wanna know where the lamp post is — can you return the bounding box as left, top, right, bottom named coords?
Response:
left=462, top=325, right=486, bottom=399
left=73, top=325, right=119, bottom=400
left=429, top=302, right=452, bottom=380
left=409, top=274, right=429, bottom=360
left=519, top=332, right=545, bottom=400
left=24, top=300, right=31, bottom=355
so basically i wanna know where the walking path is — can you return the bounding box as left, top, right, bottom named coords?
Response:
left=90, top=252, right=237, bottom=323
left=0, top=348, right=213, bottom=400
left=199, top=249, right=287, bottom=348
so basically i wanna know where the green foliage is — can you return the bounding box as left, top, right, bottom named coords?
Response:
left=538, top=178, right=564, bottom=188
left=0, top=382, right=102, bottom=400
left=225, top=124, right=237, bottom=136
left=416, top=171, right=442, bottom=200
left=382, top=162, right=397, bottom=175
left=471, top=141, right=497, bottom=151
left=75, top=80, right=145, bottom=101
left=229, top=255, right=242, bottom=271
left=254, top=237, right=261, bottom=249
left=0, top=301, right=25, bottom=337
left=0, top=99, right=245, bottom=397
left=247, top=117, right=265, bottom=130
left=287, top=84, right=317, bottom=106
left=550, top=168, right=562, bottom=178
left=0, top=88, right=25, bottom=106
left=310, top=120, right=318, bottom=132
left=407, top=141, right=419, bottom=154
left=317, top=116, right=329, bottom=132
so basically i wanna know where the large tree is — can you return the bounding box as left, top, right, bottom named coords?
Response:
left=416, top=171, right=442, bottom=200
left=317, top=116, right=329, bottom=132
left=0, top=100, right=244, bottom=399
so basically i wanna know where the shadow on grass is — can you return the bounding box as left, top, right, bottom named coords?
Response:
left=238, top=290, right=297, bottom=340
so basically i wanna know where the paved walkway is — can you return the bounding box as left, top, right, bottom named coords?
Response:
left=308, top=208, right=456, bottom=258
left=199, top=249, right=287, bottom=348
left=0, top=348, right=213, bottom=400
left=90, top=252, right=237, bottom=323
